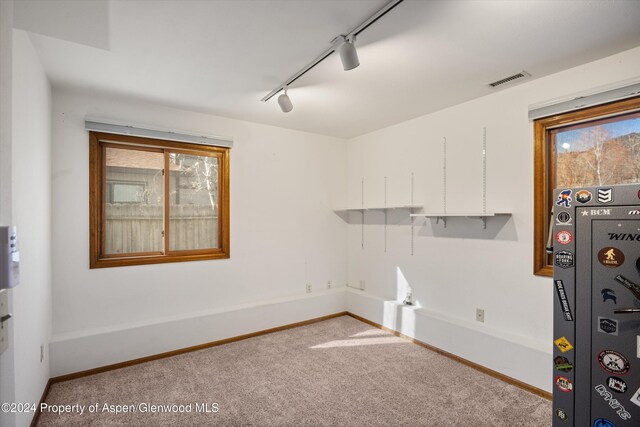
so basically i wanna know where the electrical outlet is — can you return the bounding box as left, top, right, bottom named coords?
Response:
left=306, top=283, right=312, bottom=293
left=327, top=280, right=332, bottom=289
left=359, top=280, right=365, bottom=290
left=40, top=344, right=44, bottom=363
left=476, top=309, right=485, bottom=323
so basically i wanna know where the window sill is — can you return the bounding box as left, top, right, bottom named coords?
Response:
left=90, top=251, right=230, bottom=269
left=534, top=265, right=553, bottom=278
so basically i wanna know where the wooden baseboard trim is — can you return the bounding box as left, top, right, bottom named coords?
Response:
left=43, top=310, right=549, bottom=412
left=50, top=311, right=348, bottom=384
left=346, top=312, right=552, bottom=401
left=29, top=378, right=52, bottom=427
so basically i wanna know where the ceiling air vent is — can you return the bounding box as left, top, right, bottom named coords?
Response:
left=488, top=71, right=530, bottom=88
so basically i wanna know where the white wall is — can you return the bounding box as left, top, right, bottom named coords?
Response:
left=10, top=29, right=52, bottom=427
left=0, top=1, right=16, bottom=426
left=345, top=46, right=640, bottom=392
left=50, top=89, right=348, bottom=375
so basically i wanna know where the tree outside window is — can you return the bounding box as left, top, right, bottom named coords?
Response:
left=533, top=98, right=640, bottom=276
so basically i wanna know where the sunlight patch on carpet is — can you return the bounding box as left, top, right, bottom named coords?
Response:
left=310, top=336, right=409, bottom=348
left=349, top=329, right=390, bottom=338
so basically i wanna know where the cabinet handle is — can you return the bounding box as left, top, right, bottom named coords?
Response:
left=613, top=309, right=640, bottom=314
left=0, top=314, right=11, bottom=323
left=614, top=275, right=640, bottom=300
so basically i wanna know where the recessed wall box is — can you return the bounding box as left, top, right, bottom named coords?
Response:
left=0, top=226, right=19, bottom=289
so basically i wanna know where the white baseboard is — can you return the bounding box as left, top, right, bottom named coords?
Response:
left=50, top=289, right=347, bottom=377
left=346, top=289, right=552, bottom=393
left=50, top=287, right=550, bottom=393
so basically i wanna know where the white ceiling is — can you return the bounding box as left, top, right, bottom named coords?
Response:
left=15, top=0, right=640, bottom=139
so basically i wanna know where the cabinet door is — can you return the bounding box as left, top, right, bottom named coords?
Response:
left=588, top=216, right=640, bottom=425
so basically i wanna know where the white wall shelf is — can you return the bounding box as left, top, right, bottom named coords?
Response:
left=410, top=212, right=512, bottom=228
left=336, top=174, right=420, bottom=253
left=334, top=205, right=422, bottom=212
left=415, top=128, right=511, bottom=229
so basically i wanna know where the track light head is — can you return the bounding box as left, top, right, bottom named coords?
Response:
left=262, top=1, right=402, bottom=104
left=277, top=87, right=293, bottom=113
left=338, top=36, right=359, bottom=71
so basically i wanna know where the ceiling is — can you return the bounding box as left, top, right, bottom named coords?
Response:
left=14, top=0, right=640, bottom=139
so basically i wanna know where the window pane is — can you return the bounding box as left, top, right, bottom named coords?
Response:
left=112, top=183, right=146, bottom=203
left=105, top=147, right=164, bottom=254
left=555, top=113, right=640, bottom=187
left=169, top=153, right=218, bottom=251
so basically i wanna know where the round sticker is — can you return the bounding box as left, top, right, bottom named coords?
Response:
left=555, top=376, right=573, bottom=392
left=557, top=211, right=572, bottom=223
left=597, top=350, right=630, bottom=375
left=593, top=418, right=616, bottom=427
left=606, top=376, right=627, bottom=394
left=597, top=247, right=624, bottom=268
left=556, top=231, right=573, bottom=245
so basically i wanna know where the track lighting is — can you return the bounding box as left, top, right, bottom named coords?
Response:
left=277, top=87, right=293, bottom=113
left=261, top=0, right=404, bottom=112
left=336, top=36, right=360, bottom=71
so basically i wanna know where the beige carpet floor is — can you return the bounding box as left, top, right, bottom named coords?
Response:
left=38, top=315, right=551, bottom=426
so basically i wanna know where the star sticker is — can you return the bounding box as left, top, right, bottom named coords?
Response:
left=581, top=211, right=589, bottom=216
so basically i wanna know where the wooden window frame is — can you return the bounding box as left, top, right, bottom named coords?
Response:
left=89, top=131, right=230, bottom=268
left=533, top=96, right=640, bottom=276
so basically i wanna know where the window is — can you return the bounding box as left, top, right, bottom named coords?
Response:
left=107, top=182, right=147, bottom=204
left=89, top=132, right=230, bottom=268
left=533, top=97, right=640, bottom=276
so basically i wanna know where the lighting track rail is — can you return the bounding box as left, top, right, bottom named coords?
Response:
left=261, top=0, right=404, bottom=107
